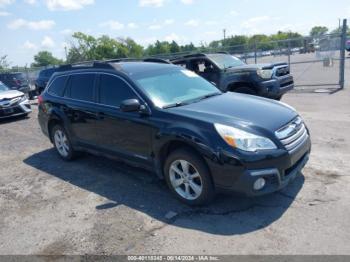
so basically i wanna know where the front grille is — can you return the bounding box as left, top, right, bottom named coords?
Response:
left=275, top=66, right=290, bottom=77
left=275, top=117, right=309, bottom=153
left=281, top=80, right=294, bottom=87
left=0, top=96, right=22, bottom=108
left=0, top=106, right=23, bottom=116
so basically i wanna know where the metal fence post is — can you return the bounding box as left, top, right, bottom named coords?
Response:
left=254, top=41, right=257, bottom=64
left=287, top=39, right=291, bottom=68
left=339, top=19, right=347, bottom=89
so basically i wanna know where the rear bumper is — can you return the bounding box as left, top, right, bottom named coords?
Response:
left=206, top=135, right=311, bottom=196
left=259, top=75, right=294, bottom=99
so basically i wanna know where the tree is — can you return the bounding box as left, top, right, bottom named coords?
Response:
left=67, top=32, right=144, bottom=63
left=330, top=25, right=350, bottom=35
left=32, top=51, right=62, bottom=67
left=169, top=41, right=180, bottom=53
left=0, top=55, right=10, bottom=69
left=310, top=26, right=329, bottom=37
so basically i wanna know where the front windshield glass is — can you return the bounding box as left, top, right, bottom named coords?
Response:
left=0, top=82, right=9, bottom=92
left=207, top=54, right=245, bottom=69
left=135, top=69, right=221, bottom=108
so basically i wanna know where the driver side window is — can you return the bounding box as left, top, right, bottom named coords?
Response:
left=99, top=74, right=138, bottom=107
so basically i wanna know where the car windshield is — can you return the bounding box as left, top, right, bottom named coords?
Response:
left=134, top=69, right=221, bottom=108
left=207, top=54, right=245, bottom=69
left=0, top=82, right=9, bottom=92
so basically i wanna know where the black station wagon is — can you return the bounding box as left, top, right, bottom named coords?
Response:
left=38, top=60, right=311, bottom=205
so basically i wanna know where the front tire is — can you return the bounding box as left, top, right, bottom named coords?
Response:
left=164, top=148, right=215, bottom=206
left=51, top=125, right=77, bottom=161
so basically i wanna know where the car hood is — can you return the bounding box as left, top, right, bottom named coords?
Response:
left=168, top=93, right=297, bottom=131
left=226, top=62, right=287, bottom=72
left=0, top=90, right=24, bottom=100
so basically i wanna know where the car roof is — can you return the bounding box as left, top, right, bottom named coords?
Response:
left=115, top=62, right=179, bottom=75
left=170, top=52, right=229, bottom=62
left=53, top=61, right=180, bottom=78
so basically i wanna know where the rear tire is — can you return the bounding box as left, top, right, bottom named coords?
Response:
left=51, top=125, right=77, bottom=161
left=164, top=148, right=215, bottom=206
left=233, top=86, right=256, bottom=95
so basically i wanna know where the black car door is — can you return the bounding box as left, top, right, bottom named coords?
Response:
left=94, top=73, right=153, bottom=165
left=63, top=73, right=100, bottom=147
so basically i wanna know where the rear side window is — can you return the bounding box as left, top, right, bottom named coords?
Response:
left=48, top=76, right=68, bottom=96
left=69, top=74, right=95, bottom=102
left=99, top=74, right=137, bottom=107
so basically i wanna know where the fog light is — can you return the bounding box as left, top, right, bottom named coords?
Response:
left=253, top=178, right=266, bottom=191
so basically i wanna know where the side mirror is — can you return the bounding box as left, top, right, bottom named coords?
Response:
left=120, top=99, right=141, bottom=112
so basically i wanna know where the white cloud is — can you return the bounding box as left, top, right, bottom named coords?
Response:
left=164, top=19, right=174, bottom=25
left=41, top=36, right=55, bottom=48
left=0, top=10, right=11, bottom=16
left=230, top=10, right=239, bottom=16
left=45, top=0, right=94, bottom=11
left=60, top=28, right=72, bottom=35
left=8, top=18, right=55, bottom=30
left=185, top=19, right=199, bottom=27
left=181, top=0, right=194, bottom=4
left=100, top=20, right=124, bottom=30
left=148, top=19, right=174, bottom=30
left=205, top=20, right=218, bottom=26
left=242, top=16, right=271, bottom=29
left=0, top=0, right=14, bottom=7
left=127, top=22, right=138, bottom=29
left=148, top=24, right=162, bottom=30
left=23, top=40, right=37, bottom=50
left=139, top=0, right=164, bottom=8
left=24, top=0, right=37, bottom=4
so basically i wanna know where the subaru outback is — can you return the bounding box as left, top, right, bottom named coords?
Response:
left=38, top=60, right=311, bottom=205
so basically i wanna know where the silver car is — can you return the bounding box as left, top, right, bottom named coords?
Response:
left=0, top=81, right=32, bottom=119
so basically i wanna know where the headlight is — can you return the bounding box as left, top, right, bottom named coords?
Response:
left=257, top=69, right=273, bottom=79
left=214, top=123, right=277, bottom=152
left=19, top=95, right=28, bottom=103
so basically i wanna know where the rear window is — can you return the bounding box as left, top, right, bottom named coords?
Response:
left=12, top=73, right=26, bottom=80
left=68, top=74, right=95, bottom=102
left=48, top=76, right=68, bottom=96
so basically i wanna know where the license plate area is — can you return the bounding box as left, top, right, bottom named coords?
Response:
left=3, top=108, right=14, bottom=114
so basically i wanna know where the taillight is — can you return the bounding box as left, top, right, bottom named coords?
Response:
left=38, top=95, right=44, bottom=106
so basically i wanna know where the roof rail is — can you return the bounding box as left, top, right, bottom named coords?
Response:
left=57, top=57, right=171, bottom=72
left=58, top=61, right=115, bottom=71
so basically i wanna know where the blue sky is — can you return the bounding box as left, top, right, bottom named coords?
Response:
left=0, top=0, right=349, bottom=66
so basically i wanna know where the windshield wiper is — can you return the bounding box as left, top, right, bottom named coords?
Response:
left=196, top=92, right=222, bottom=101
left=163, top=101, right=189, bottom=109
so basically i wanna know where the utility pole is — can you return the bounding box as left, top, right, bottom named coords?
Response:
left=223, top=29, right=226, bottom=46
left=64, top=46, right=68, bottom=62
left=339, top=19, right=347, bottom=89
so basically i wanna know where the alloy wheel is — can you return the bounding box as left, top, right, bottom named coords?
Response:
left=169, top=159, right=203, bottom=200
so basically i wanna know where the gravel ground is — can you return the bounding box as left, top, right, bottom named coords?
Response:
left=0, top=87, right=350, bottom=255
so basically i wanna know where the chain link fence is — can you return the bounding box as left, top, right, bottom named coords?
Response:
left=1, top=21, right=348, bottom=94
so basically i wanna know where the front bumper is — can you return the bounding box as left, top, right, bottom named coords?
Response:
left=206, top=135, right=311, bottom=196
left=259, top=75, right=294, bottom=98
left=0, top=99, right=32, bottom=119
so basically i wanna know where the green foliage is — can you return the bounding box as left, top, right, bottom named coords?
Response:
left=67, top=32, right=144, bottom=63
left=32, top=51, right=62, bottom=67
left=330, top=25, right=350, bottom=35
left=0, top=55, right=10, bottom=69
left=310, top=26, right=329, bottom=37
